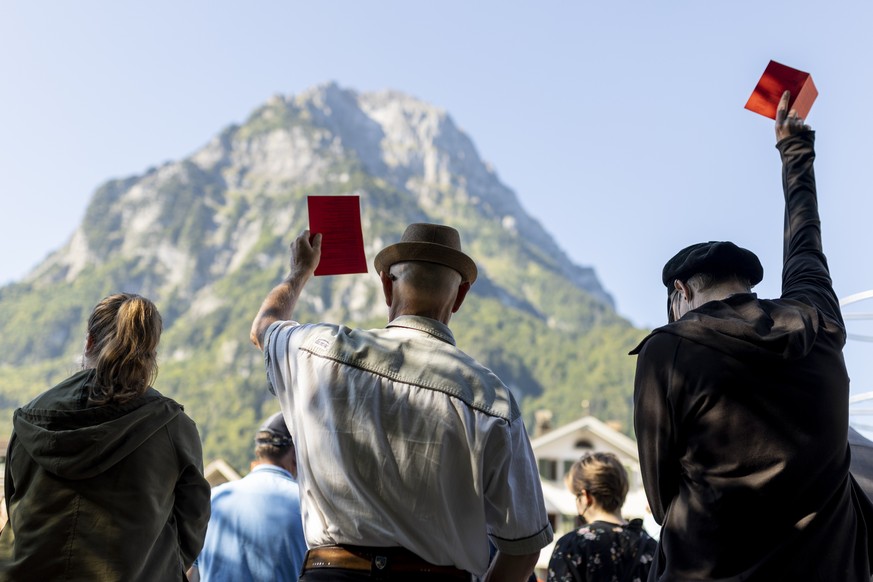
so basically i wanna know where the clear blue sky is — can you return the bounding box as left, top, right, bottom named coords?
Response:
left=3, top=1, right=873, bottom=394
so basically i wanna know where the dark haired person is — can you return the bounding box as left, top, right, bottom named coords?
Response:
left=548, top=452, right=656, bottom=581
left=631, top=92, right=873, bottom=580
left=251, top=223, right=552, bottom=581
left=0, top=293, right=210, bottom=581
left=189, top=411, right=306, bottom=582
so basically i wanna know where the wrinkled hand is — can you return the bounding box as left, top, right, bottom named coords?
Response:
left=290, top=230, right=322, bottom=276
left=775, top=90, right=811, bottom=142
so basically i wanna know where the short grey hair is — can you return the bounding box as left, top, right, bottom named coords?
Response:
left=685, top=272, right=753, bottom=294
left=390, top=261, right=462, bottom=292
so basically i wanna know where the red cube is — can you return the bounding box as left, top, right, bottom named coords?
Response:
left=745, top=60, right=818, bottom=120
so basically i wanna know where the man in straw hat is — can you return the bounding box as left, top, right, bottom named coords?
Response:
left=631, top=92, right=873, bottom=580
left=251, top=223, right=552, bottom=581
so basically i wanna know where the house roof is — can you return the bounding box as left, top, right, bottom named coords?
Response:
left=529, top=415, right=638, bottom=460
left=204, top=458, right=242, bottom=487
left=541, top=479, right=577, bottom=515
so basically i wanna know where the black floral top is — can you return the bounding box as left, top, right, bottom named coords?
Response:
left=547, top=519, right=657, bottom=582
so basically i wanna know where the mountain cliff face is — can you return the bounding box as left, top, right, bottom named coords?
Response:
left=0, top=83, right=644, bottom=469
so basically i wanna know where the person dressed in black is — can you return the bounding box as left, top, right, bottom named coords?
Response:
left=631, top=92, right=873, bottom=580
left=548, top=452, right=656, bottom=582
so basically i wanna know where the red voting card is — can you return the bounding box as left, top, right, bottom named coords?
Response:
left=307, top=195, right=368, bottom=276
left=745, top=60, right=818, bottom=120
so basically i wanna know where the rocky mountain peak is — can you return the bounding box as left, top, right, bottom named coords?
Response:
left=26, top=83, right=614, bottom=312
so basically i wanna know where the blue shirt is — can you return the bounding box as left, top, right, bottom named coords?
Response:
left=196, top=464, right=307, bottom=582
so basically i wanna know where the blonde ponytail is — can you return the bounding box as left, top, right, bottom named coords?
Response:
left=85, top=293, right=162, bottom=405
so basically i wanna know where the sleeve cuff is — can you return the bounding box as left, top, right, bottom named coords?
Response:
left=775, top=129, right=815, bottom=154
left=490, top=522, right=554, bottom=555
left=263, top=320, right=299, bottom=396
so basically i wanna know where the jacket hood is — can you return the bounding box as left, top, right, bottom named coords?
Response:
left=12, top=369, right=182, bottom=480
left=631, top=293, right=823, bottom=360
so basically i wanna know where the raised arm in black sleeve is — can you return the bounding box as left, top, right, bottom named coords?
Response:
left=777, top=130, right=843, bottom=328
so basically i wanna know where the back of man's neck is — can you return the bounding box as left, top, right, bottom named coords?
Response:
left=390, top=310, right=451, bottom=325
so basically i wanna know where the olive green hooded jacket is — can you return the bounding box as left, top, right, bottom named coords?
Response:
left=0, top=369, right=210, bottom=581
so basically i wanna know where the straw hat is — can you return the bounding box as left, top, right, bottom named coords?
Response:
left=374, top=223, right=478, bottom=283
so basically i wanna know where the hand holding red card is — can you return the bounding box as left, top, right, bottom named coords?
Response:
left=745, top=60, right=818, bottom=120
left=307, top=196, right=368, bottom=276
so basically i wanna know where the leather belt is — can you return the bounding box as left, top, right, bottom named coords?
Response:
left=303, top=545, right=471, bottom=580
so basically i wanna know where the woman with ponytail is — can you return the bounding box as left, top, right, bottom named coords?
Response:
left=0, top=293, right=210, bottom=581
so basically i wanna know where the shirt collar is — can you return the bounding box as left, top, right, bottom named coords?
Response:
left=386, top=315, right=456, bottom=346
left=251, top=463, right=295, bottom=480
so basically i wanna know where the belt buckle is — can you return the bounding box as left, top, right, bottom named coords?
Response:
left=371, top=553, right=390, bottom=580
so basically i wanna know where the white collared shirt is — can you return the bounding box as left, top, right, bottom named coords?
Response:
left=264, top=315, right=553, bottom=576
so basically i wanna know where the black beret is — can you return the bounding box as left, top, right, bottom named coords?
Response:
left=662, top=241, right=763, bottom=289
